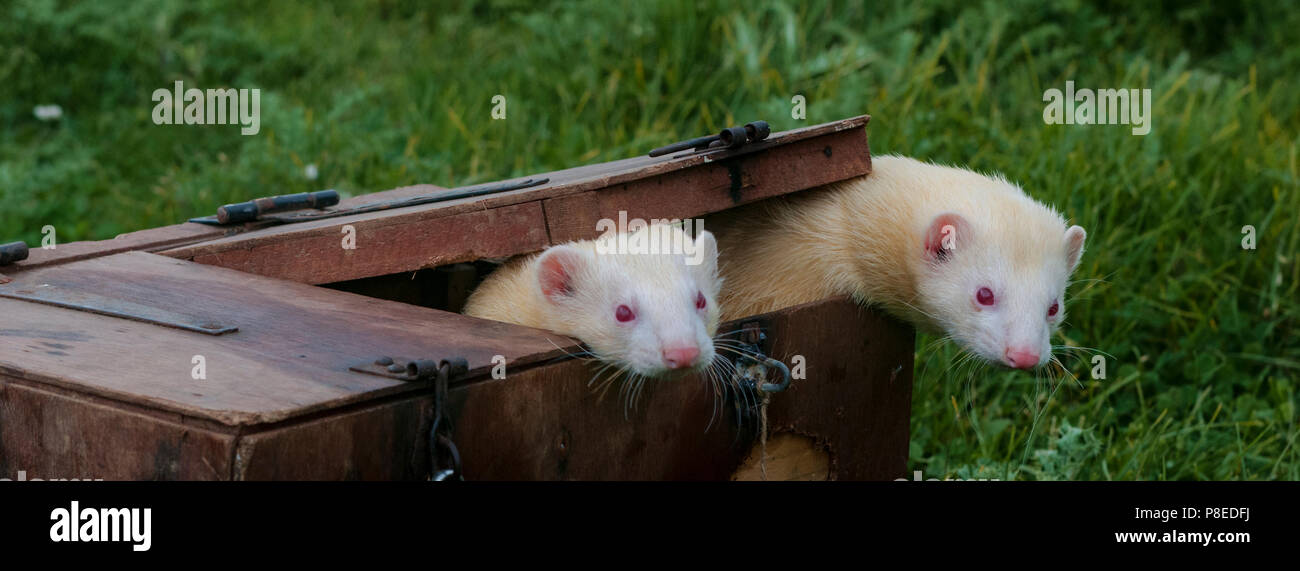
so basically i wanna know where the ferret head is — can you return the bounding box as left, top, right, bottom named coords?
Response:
left=533, top=225, right=721, bottom=378
left=914, top=184, right=1087, bottom=370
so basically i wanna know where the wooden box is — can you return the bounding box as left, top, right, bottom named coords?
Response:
left=0, top=116, right=914, bottom=480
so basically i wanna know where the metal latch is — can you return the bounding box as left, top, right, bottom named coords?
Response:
left=354, top=356, right=470, bottom=481
left=0, top=241, right=29, bottom=267
left=717, top=321, right=792, bottom=430
left=216, top=189, right=341, bottom=224
left=427, top=358, right=468, bottom=481
left=731, top=321, right=792, bottom=394
left=648, top=120, right=771, bottom=157
left=349, top=355, right=468, bottom=382
left=189, top=178, right=549, bottom=227
left=0, top=241, right=24, bottom=284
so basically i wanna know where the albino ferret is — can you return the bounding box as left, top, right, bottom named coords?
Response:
left=463, top=224, right=722, bottom=377
left=709, top=155, right=1087, bottom=370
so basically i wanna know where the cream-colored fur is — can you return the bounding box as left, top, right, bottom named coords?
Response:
left=710, top=155, right=1086, bottom=367
left=463, top=224, right=721, bottom=376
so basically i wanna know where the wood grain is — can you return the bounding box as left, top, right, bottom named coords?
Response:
left=1, top=279, right=910, bottom=480
left=0, top=251, right=577, bottom=425
left=163, top=116, right=871, bottom=284
left=440, top=296, right=913, bottom=480
left=544, top=127, right=872, bottom=243
left=10, top=223, right=228, bottom=271
left=752, top=297, right=915, bottom=479
left=0, top=382, right=233, bottom=480
left=185, top=201, right=548, bottom=284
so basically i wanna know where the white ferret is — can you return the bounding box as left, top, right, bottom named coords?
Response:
left=463, top=224, right=722, bottom=377
left=710, top=155, right=1087, bottom=370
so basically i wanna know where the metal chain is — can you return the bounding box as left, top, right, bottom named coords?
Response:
left=429, top=359, right=467, bottom=481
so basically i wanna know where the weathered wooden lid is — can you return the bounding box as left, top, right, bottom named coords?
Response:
left=161, top=115, right=870, bottom=284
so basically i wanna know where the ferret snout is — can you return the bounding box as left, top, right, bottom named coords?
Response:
left=661, top=344, right=701, bottom=369
left=1003, top=347, right=1041, bottom=369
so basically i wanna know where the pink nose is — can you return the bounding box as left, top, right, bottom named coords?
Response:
left=662, top=345, right=700, bottom=369
left=1004, top=347, right=1040, bottom=369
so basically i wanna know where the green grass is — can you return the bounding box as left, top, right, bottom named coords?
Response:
left=3, top=0, right=1296, bottom=479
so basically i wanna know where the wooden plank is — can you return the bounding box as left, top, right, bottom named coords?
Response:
left=754, top=297, right=914, bottom=480
left=11, top=223, right=229, bottom=271
left=544, top=127, right=871, bottom=243
left=162, top=116, right=870, bottom=283
left=3, top=185, right=453, bottom=274
left=185, top=201, right=548, bottom=284
left=0, top=381, right=234, bottom=480
left=0, top=251, right=578, bottom=426
left=450, top=358, right=752, bottom=480
left=231, top=396, right=431, bottom=480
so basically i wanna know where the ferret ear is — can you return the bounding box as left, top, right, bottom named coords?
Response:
left=1064, top=225, right=1087, bottom=273
left=536, top=245, right=587, bottom=303
left=924, top=212, right=969, bottom=263
left=691, top=230, right=719, bottom=279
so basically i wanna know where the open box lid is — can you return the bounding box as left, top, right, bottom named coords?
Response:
left=158, top=115, right=871, bottom=284
left=0, top=116, right=872, bottom=428
left=7, top=116, right=870, bottom=283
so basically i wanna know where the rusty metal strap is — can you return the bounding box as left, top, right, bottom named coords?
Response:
left=188, top=178, right=549, bottom=227
left=0, top=284, right=237, bottom=336
left=350, top=355, right=468, bottom=480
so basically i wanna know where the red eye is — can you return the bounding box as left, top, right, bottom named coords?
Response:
left=615, top=305, right=635, bottom=322
left=976, top=287, right=995, bottom=306
left=1048, top=301, right=1059, bottom=317
left=695, top=291, right=707, bottom=310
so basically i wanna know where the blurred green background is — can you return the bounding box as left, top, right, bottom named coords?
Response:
left=2, top=0, right=1296, bottom=479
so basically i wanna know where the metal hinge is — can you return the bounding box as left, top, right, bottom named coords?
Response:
left=648, top=120, right=771, bottom=158
left=349, top=355, right=467, bottom=382
left=354, top=356, right=470, bottom=481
